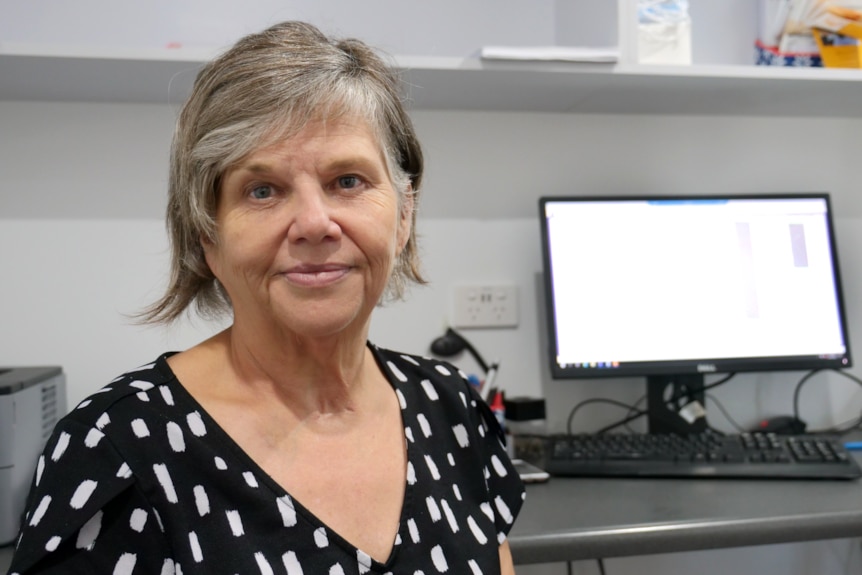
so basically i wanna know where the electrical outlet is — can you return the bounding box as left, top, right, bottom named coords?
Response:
left=451, top=284, right=518, bottom=329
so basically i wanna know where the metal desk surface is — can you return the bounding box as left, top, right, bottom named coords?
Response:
left=508, top=474, right=862, bottom=564
left=4, top=471, right=862, bottom=570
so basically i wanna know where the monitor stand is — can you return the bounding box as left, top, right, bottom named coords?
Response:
left=646, top=374, right=708, bottom=435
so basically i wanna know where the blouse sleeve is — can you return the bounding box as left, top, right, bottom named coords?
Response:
left=8, top=418, right=172, bottom=575
left=464, top=383, right=526, bottom=543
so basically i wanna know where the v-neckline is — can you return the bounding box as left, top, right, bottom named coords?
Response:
left=155, top=345, right=413, bottom=569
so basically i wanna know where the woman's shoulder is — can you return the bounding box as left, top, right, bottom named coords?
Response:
left=372, top=344, right=469, bottom=385
left=370, top=343, right=488, bottom=411
left=61, top=353, right=178, bottom=428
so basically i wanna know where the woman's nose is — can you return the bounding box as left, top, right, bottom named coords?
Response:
left=286, top=186, right=342, bottom=244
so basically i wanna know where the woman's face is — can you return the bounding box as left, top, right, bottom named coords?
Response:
left=205, top=115, right=412, bottom=339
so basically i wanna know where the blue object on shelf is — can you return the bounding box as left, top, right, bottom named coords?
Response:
left=755, top=40, right=823, bottom=67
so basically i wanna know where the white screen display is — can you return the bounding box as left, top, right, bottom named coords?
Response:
left=542, top=196, right=850, bottom=374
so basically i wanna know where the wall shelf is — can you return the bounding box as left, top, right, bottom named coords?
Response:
left=3, top=45, right=862, bottom=117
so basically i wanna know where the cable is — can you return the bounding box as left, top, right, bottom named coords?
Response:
left=594, top=406, right=649, bottom=435
left=566, top=398, right=641, bottom=436
left=827, top=414, right=862, bottom=436
left=623, top=395, right=648, bottom=433
left=792, top=369, right=862, bottom=434
left=564, top=369, right=862, bottom=439
left=568, top=374, right=737, bottom=435
left=791, top=369, right=823, bottom=423
left=705, top=393, right=746, bottom=433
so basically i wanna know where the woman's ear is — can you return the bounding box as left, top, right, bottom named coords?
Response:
left=396, top=185, right=414, bottom=254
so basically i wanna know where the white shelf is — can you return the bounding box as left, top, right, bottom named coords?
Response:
left=3, top=46, right=862, bottom=116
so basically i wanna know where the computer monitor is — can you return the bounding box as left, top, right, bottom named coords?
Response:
left=539, top=193, right=852, bottom=434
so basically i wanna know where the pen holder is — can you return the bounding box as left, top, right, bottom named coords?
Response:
left=504, top=397, right=547, bottom=464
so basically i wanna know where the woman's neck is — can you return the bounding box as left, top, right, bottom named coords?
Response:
left=214, top=320, right=375, bottom=416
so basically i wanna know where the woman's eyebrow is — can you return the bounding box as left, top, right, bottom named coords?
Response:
left=230, top=153, right=384, bottom=181
left=238, top=162, right=276, bottom=175
left=323, top=155, right=383, bottom=174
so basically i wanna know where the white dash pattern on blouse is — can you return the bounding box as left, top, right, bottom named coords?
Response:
left=153, top=463, right=179, bottom=503
left=114, top=552, right=137, bottom=575
left=425, top=454, right=441, bottom=480
left=420, top=379, right=439, bottom=400
left=166, top=421, right=186, bottom=452
left=186, top=411, right=207, bottom=437
left=129, top=508, right=148, bottom=532
left=434, top=364, right=451, bottom=376
left=160, top=386, right=175, bottom=405
left=255, top=551, right=275, bottom=575
left=430, top=544, right=448, bottom=572
left=243, top=471, right=259, bottom=488
left=417, top=413, right=433, bottom=437
left=44, top=536, right=61, bottom=552
left=277, top=494, right=298, bottom=527
left=70, top=480, right=98, bottom=509
left=386, top=361, right=408, bottom=382
left=426, top=496, right=442, bottom=522
left=116, top=462, right=132, bottom=479
left=314, top=527, right=329, bottom=548
left=131, top=419, right=150, bottom=438
left=189, top=531, right=203, bottom=562
left=282, top=550, right=304, bottom=575
left=226, top=509, right=245, bottom=536
left=84, top=428, right=105, bottom=448
left=452, top=424, right=470, bottom=447
left=467, top=516, right=488, bottom=545
left=50, top=432, right=70, bottom=461
left=95, top=412, right=111, bottom=429
left=129, top=380, right=155, bottom=391
left=193, top=485, right=210, bottom=516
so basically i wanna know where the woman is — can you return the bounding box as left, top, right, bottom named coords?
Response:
left=8, top=21, right=524, bottom=575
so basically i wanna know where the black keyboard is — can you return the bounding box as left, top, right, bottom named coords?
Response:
left=546, top=433, right=862, bottom=479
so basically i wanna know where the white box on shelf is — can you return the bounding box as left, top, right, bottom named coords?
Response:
left=638, top=19, right=692, bottom=64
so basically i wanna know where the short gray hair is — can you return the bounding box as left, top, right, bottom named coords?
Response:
left=140, top=21, right=425, bottom=325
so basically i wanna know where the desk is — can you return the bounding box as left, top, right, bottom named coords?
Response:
left=508, top=475, right=862, bottom=565
left=4, top=478, right=862, bottom=571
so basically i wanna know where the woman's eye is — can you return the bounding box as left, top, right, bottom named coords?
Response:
left=337, top=175, right=361, bottom=190
left=250, top=184, right=273, bottom=199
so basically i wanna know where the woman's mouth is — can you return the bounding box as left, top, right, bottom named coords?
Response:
left=282, top=264, right=351, bottom=287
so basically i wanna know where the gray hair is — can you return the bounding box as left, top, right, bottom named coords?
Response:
left=140, top=21, right=425, bottom=325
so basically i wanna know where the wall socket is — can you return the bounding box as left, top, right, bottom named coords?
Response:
left=451, top=284, right=518, bottom=329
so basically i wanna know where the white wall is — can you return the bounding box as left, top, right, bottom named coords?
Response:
left=4, top=101, right=862, bottom=426
left=0, top=0, right=557, bottom=56
left=3, top=101, right=862, bottom=574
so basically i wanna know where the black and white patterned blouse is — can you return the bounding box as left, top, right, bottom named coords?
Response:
left=8, top=344, right=525, bottom=574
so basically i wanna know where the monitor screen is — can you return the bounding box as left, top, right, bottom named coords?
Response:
left=539, top=194, right=852, bottom=382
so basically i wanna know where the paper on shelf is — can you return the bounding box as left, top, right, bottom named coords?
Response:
left=480, top=45, right=619, bottom=63
left=811, top=7, right=862, bottom=39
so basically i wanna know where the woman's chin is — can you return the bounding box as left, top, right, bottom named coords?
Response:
left=276, top=305, right=367, bottom=341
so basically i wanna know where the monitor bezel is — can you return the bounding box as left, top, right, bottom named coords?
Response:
left=538, top=192, right=853, bottom=380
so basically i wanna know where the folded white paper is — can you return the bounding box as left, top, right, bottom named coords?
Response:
left=480, top=45, right=619, bottom=63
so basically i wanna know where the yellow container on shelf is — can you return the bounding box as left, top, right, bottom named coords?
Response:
left=812, top=28, right=862, bottom=68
